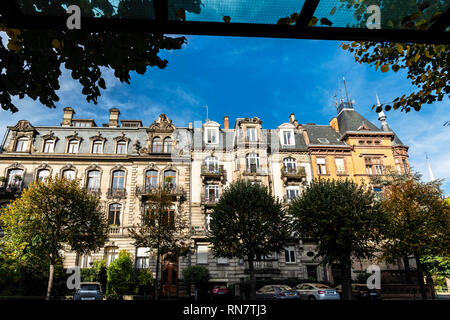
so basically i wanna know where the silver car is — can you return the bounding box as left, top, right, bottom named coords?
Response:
left=73, top=282, right=103, bottom=300
left=295, top=283, right=340, bottom=300
left=256, top=285, right=300, bottom=300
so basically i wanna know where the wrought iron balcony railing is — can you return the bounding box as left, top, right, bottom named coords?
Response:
left=281, top=166, right=306, bottom=180
left=0, top=184, right=24, bottom=195
left=244, top=260, right=280, bottom=274
left=106, top=188, right=127, bottom=199
left=201, top=165, right=226, bottom=179
left=86, top=187, right=101, bottom=197
left=135, top=185, right=185, bottom=198
left=201, top=193, right=220, bottom=206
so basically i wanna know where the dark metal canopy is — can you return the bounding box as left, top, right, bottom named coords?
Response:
left=0, top=0, right=449, bottom=44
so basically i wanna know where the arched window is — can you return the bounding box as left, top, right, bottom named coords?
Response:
left=15, top=137, right=28, bottom=152
left=108, top=203, right=121, bottom=226
left=68, top=139, right=79, bottom=153
left=152, top=137, right=162, bottom=153
left=204, top=156, right=219, bottom=173
left=246, top=153, right=260, bottom=172
left=43, top=139, right=55, bottom=153
left=86, top=170, right=100, bottom=190
left=164, top=170, right=176, bottom=189
left=112, top=170, right=125, bottom=190
left=116, top=141, right=127, bottom=154
left=37, top=169, right=50, bottom=182
left=163, top=137, right=172, bottom=153
left=92, top=140, right=103, bottom=154
left=145, top=170, right=158, bottom=191
left=283, top=157, right=297, bottom=173
left=7, top=169, right=24, bottom=188
left=63, top=169, right=76, bottom=181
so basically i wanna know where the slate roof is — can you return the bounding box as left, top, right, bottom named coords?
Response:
left=302, top=125, right=347, bottom=146
left=337, top=109, right=382, bottom=134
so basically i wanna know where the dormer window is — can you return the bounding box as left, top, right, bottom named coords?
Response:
left=205, top=128, right=218, bottom=144
left=15, top=137, right=28, bottom=152
left=116, top=141, right=127, bottom=154
left=281, top=130, right=294, bottom=146
left=152, top=137, right=162, bottom=153
left=92, top=140, right=103, bottom=154
left=317, top=138, right=329, bottom=144
left=43, top=140, right=55, bottom=153
left=67, top=140, right=79, bottom=153
left=246, top=127, right=257, bottom=142
left=163, top=137, right=172, bottom=153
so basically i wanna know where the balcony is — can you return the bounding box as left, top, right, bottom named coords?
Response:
left=201, top=165, right=226, bottom=182
left=135, top=184, right=186, bottom=200
left=201, top=193, right=220, bottom=207
left=106, top=188, right=127, bottom=199
left=108, top=226, right=126, bottom=237
left=245, top=260, right=280, bottom=274
left=242, top=166, right=267, bottom=176
left=281, top=166, right=306, bottom=182
left=0, top=184, right=24, bottom=198
left=86, top=187, right=101, bottom=198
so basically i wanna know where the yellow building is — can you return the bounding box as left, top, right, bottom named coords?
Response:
left=303, top=100, right=409, bottom=191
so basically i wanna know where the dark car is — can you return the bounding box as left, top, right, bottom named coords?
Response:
left=335, top=284, right=381, bottom=300
left=73, top=282, right=103, bottom=300
left=211, top=285, right=231, bottom=299
left=256, top=285, right=300, bottom=300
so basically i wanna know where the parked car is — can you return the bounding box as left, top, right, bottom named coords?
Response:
left=211, top=285, right=231, bottom=299
left=256, top=285, right=300, bottom=299
left=335, top=284, right=381, bottom=300
left=294, top=283, right=340, bottom=300
left=73, top=282, right=103, bottom=300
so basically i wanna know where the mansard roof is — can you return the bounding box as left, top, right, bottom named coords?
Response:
left=302, top=125, right=347, bottom=147
left=337, top=109, right=382, bottom=135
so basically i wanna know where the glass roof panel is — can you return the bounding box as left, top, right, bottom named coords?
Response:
left=169, top=0, right=306, bottom=24
left=312, top=0, right=450, bottom=30
left=15, top=0, right=156, bottom=19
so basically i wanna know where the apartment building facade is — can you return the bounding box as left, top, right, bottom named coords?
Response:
left=0, top=100, right=409, bottom=295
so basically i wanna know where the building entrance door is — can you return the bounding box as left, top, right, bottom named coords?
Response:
left=161, top=256, right=178, bottom=297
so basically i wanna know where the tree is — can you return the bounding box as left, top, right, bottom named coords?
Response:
left=377, top=172, right=450, bottom=299
left=0, top=0, right=203, bottom=113
left=289, top=179, right=386, bottom=300
left=0, top=176, right=109, bottom=299
left=81, top=259, right=108, bottom=292
left=106, top=250, right=135, bottom=297
left=207, top=180, right=291, bottom=300
left=182, top=265, right=210, bottom=300
left=129, top=187, right=192, bottom=300
left=337, top=0, right=449, bottom=114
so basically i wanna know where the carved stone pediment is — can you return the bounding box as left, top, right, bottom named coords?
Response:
left=90, top=131, right=106, bottom=142
left=11, top=120, right=35, bottom=133
left=148, top=114, right=175, bottom=133
left=114, top=132, right=130, bottom=143
left=42, top=130, right=58, bottom=142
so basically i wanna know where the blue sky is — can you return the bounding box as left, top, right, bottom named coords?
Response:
left=0, top=35, right=449, bottom=195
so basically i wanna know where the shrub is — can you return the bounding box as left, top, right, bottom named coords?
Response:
left=182, top=265, right=210, bottom=286
left=135, top=269, right=154, bottom=295
left=106, top=250, right=135, bottom=296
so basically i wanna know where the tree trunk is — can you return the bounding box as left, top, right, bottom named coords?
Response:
left=154, top=248, right=160, bottom=301
left=46, top=263, right=55, bottom=300
left=341, top=261, right=353, bottom=300
left=403, top=256, right=411, bottom=284
left=415, top=255, right=428, bottom=300
left=248, top=256, right=256, bottom=300
left=425, top=271, right=435, bottom=300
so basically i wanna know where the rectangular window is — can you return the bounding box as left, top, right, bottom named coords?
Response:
left=206, top=128, right=218, bottom=144
left=335, top=158, right=346, bottom=174
left=116, top=142, right=127, bottom=154
left=43, top=140, right=54, bottom=153
left=365, top=157, right=384, bottom=175
left=246, top=127, right=257, bottom=142
left=282, top=131, right=293, bottom=145
left=197, top=245, right=208, bottom=264
left=92, top=142, right=102, bottom=154
left=206, top=185, right=219, bottom=202
left=68, top=142, right=79, bottom=153
left=286, top=187, right=299, bottom=202
left=284, top=246, right=296, bottom=263
left=316, top=158, right=327, bottom=174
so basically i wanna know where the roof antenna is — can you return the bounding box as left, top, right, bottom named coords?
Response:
left=343, top=77, right=351, bottom=107
left=203, top=105, right=209, bottom=122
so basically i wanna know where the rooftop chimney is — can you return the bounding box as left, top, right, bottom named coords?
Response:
left=289, top=113, right=295, bottom=124
left=109, top=108, right=120, bottom=127
left=224, top=116, right=229, bottom=129
left=61, top=107, right=75, bottom=127
left=188, top=122, right=193, bottom=129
